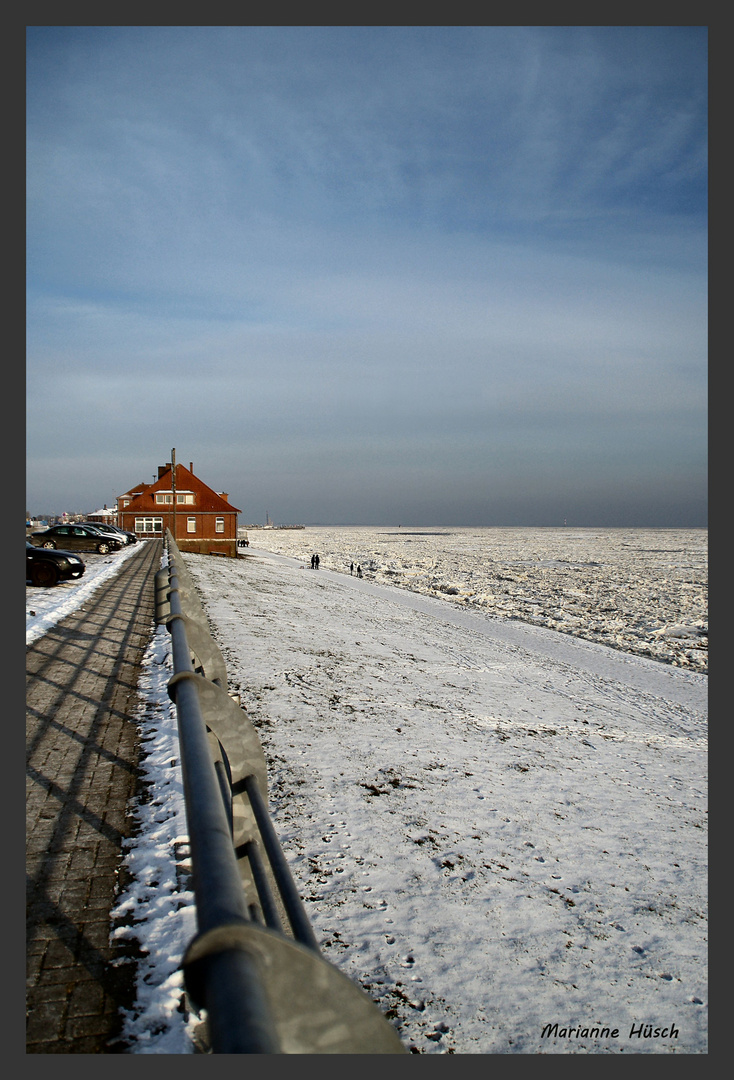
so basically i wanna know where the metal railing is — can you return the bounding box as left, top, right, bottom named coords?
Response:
left=157, top=530, right=406, bottom=1054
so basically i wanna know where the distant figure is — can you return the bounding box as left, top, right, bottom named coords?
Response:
left=350, top=562, right=354, bottom=575
left=356, top=564, right=362, bottom=578
left=310, top=554, right=316, bottom=569
left=314, top=553, right=320, bottom=569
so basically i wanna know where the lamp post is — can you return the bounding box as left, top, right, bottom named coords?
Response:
left=171, top=447, right=177, bottom=541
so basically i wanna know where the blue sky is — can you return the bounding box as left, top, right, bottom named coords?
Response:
left=26, top=26, right=707, bottom=526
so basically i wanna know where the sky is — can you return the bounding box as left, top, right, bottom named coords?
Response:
left=26, top=26, right=708, bottom=527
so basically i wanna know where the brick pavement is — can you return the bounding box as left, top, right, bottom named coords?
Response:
left=26, top=539, right=163, bottom=1053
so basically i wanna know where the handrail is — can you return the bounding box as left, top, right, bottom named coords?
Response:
left=159, top=531, right=406, bottom=1054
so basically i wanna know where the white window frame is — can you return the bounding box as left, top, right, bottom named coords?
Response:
left=215, top=517, right=225, bottom=533
left=187, top=516, right=197, bottom=533
left=155, top=492, right=173, bottom=504
left=135, top=517, right=163, bottom=534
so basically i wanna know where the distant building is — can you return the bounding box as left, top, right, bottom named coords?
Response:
left=88, top=505, right=117, bottom=523
left=117, top=460, right=241, bottom=558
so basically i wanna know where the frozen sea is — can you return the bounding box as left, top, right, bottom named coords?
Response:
left=243, top=526, right=708, bottom=673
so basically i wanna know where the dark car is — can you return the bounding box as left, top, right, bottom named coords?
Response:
left=76, top=522, right=129, bottom=545
left=27, top=541, right=86, bottom=587
left=29, top=524, right=123, bottom=554
left=110, top=525, right=138, bottom=544
left=78, top=521, right=137, bottom=544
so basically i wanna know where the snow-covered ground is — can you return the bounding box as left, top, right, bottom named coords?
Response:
left=243, top=526, right=708, bottom=673
left=187, top=540, right=707, bottom=1054
left=25, top=529, right=708, bottom=1053
left=109, top=613, right=201, bottom=1053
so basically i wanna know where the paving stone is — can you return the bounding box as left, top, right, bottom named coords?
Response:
left=26, top=998, right=68, bottom=1039
left=26, top=539, right=162, bottom=1053
left=68, top=980, right=106, bottom=1017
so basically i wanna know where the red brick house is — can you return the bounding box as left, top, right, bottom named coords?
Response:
left=117, top=461, right=241, bottom=557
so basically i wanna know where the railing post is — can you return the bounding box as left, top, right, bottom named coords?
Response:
left=165, top=567, right=282, bottom=1050
left=161, top=530, right=406, bottom=1054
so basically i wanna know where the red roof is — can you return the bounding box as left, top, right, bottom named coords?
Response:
left=119, top=464, right=241, bottom=514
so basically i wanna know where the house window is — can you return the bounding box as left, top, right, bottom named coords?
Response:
left=122, top=498, right=130, bottom=507
left=156, top=493, right=173, bottom=504
left=135, top=517, right=163, bottom=534
left=215, top=518, right=225, bottom=533
left=177, top=492, right=195, bottom=504
left=187, top=517, right=196, bottom=533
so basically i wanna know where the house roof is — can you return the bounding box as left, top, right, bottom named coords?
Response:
left=118, top=481, right=152, bottom=500
left=119, top=463, right=241, bottom=514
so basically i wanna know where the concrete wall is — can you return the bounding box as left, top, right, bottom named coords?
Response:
left=171, top=537, right=239, bottom=558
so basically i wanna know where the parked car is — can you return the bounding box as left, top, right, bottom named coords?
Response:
left=115, top=525, right=138, bottom=544
left=76, top=522, right=130, bottom=545
left=72, top=521, right=118, bottom=537
left=29, top=524, right=123, bottom=554
left=27, top=541, right=86, bottom=587
left=78, top=521, right=137, bottom=544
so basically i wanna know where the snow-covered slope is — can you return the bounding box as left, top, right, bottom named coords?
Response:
left=181, top=546, right=707, bottom=1054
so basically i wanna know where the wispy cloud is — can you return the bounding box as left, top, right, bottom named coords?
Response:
left=26, top=26, right=707, bottom=525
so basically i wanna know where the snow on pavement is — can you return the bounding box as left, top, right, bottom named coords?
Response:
left=26, top=542, right=140, bottom=645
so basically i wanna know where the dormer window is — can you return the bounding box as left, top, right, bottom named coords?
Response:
left=155, top=491, right=195, bottom=504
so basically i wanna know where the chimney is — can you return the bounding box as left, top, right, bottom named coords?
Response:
left=190, top=462, right=193, bottom=472
left=158, top=463, right=171, bottom=479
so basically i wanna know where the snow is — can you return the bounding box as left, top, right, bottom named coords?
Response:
left=244, top=527, right=707, bottom=674
left=25, top=528, right=707, bottom=1054
left=109, top=616, right=200, bottom=1053
left=26, top=543, right=140, bottom=645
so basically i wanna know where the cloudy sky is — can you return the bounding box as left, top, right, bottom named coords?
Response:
left=26, top=26, right=707, bottom=527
